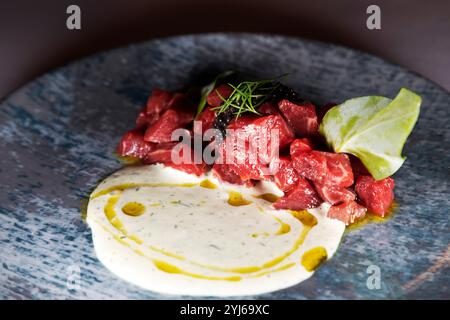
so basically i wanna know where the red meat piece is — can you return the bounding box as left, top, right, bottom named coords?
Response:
left=314, top=182, right=356, bottom=205
left=278, top=99, right=319, bottom=137
left=271, top=156, right=299, bottom=192
left=327, top=201, right=367, bottom=225
left=258, top=102, right=279, bottom=115
left=355, top=175, right=395, bottom=217
left=217, top=137, right=269, bottom=181
left=166, top=144, right=208, bottom=176
left=293, top=151, right=354, bottom=187
left=290, top=138, right=313, bottom=157
left=168, top=93, right=193, bottom=111
left=136, top=107, right=158, bottom=128
left=146, top=89, right=173, bottom=116
left=194, top=106, right=216, bottom=136
left=349, top=155, right=370, bottom=177
left=116, top=129, right=154, bottom=159
left=212, top=163, right=246, bottom=185
left=142, top=142, right=178, bottom=164
left=144, top=109, right=193, bottom=143
left=207, top=84, right=234, bottom=107
left=218, top=114, right=294, bottom=181
left=227, top=114, right=258, bottom=130
left=318, top=102, right=337, bottom=122
left=273, top=178, right=322, bottom=210
left=251, top=114, right=295, bottom=150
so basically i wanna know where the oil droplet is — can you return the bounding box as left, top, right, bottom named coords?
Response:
left=150, top=202, right=161, bottom=207
left=251, top=232, right=269, bottom=238
left=253, top=193, right=280, bottom=203
left=200, top=179, right=217, bottom=189
left=301, top=247, right=328, bottom=272
left=290, top=210, right=318, bottom=227
left=227, top=191, right=252, bottom=206
left=122, top=202, right=146, bottom=217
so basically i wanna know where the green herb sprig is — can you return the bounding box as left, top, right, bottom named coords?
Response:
left=212, top=77, right=284, bottom=118
left=195, top=70, right=235, bottom=118
left=196, top=72, right=287, bottom=119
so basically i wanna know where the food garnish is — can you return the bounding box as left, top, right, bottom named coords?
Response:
left=320, top=88, right=421, bottom=180
left=212, top=78, right=281, bottom=118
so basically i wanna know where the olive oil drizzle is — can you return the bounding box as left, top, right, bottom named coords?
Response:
left=290, top=210, right=318, bottom=227
left=199, top=179, right=218, bottom=189
left=104, top=195, right=144, bottom=244
left=91, top=182, right=198, bottom=199
left=97, top=223, right=241, bottom=282
left=274, top=217, right=291, bottom=235
left=252, top=193, right=280, bottom=203
left=97, top=183, right=318, bottom=280
left=153, top=260, right=242, bottom=282
left=227, top=191, right=252, bottom=206
left=249, top=262, right=296, bottom=278
left=345, top=201, right=398, bottom=233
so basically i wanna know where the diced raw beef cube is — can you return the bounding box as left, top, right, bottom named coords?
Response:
left=144, top=109, right=193, bottom=143
left=227, top=114, right=258, bottom=131
left=293, top=151, right=354, bottom=187
left=146, top=89, right=173, bottom=115
left=251, top=114, right=295, bottom=149
left=314, top=182, right=356, bottom=205
left=290, top=138, right=313, bottom=157
left=207, top=84, right=234, bottom=107
left=212, top=163, right=246, bottom=185
left=218, top=114, right=294, bottom=181
left=136, top=107, right=157, bottom=128
left=278, top=99, right=319, bottom=137
left=142, top=142, right=178, bottom=164
left=217, top=137, right=269, bottom=181
left=327, top=201, right=367, bottom=225
left=166, top=144, right=208, bottom=176
left=116, top=129, right=154, bottom=159
left=273, top=178, right=322, bottom=210
left=168, top=93, right=193, bottom=111
left=194, top=106, right=216, bottom=136
left=355, top=175, right=395, bottom=217
left=271, top=156, right=299, bottom=192
left=258, top=102, right=279, bottom=115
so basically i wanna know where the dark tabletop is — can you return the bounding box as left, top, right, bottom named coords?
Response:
left=0, top=0, right=449, bottom=100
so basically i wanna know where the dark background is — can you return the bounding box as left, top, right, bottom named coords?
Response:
left=0, top=0, right=449, bottom=99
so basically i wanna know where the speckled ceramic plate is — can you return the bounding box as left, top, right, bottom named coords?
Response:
left=0, top=34, right=449, bottom=300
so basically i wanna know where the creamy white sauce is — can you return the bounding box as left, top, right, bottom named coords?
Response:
left=86, top=164, right=345, bottom=296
